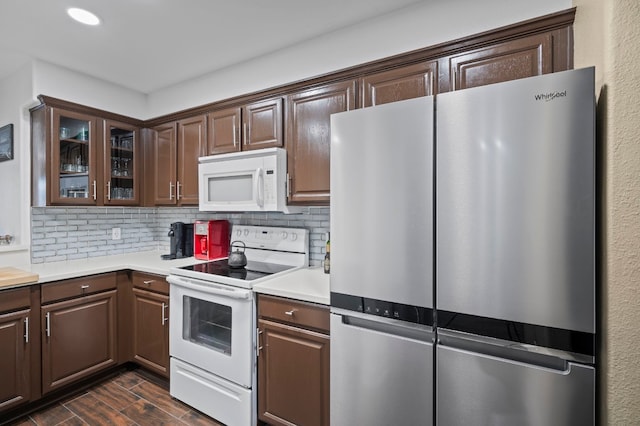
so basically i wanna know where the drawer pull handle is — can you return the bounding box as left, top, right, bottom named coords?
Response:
left=143, top=280, right=155, bottom=286
left=81, top=285, right=90, bottom=292
left=284, top=309, right=296, bottom=316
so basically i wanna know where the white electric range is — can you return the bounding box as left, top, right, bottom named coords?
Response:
left=167, top=225, right=309, bottom=426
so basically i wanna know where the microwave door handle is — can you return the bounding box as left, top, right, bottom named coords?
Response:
left=255, top=167, right=264, bottom=207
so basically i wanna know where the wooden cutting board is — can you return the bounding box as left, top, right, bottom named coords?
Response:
left=0, top=267, right=39, bottom=288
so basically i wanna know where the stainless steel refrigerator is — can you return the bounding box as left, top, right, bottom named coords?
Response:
left=330, top=96, right=435, bottom=425
left=436, top=67, right=596, bottom=425
left=330, top=67, right=596, bottom=426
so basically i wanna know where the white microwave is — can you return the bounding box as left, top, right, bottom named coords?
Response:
left=198, top=148, right=300, bottom=213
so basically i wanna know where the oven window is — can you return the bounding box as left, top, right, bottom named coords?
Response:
left=183, top=296, right=232, bottom=355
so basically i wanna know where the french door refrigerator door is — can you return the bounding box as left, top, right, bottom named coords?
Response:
left=331, top=310, right=434, bottom=426
left=436, top=67, right=595, bottom=333
left=330, top=96, right=434, bottom=309
left=436, top=331, right=595, bottom=426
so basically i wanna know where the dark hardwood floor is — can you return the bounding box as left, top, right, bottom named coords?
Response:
left=8, top=370, right=224, bottom=426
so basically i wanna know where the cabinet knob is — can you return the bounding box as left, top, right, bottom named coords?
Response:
left=284, top=309, right=296, bottom=316
left=143, top=280, right=155, bottom=286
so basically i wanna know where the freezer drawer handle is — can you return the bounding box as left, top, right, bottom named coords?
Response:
left=438, top=329, right=572, bottom=372
left=336, top=310, right=433, bottom=343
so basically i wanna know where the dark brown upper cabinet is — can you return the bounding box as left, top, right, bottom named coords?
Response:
left=447, top=32, right=555, bottom=91
left=286, top=80, right=356, bottom=205
left=206, top=97, right=283, bottom=156
left=31, top=99, right=142, bottom=207
left=359, top=61, right=439, bottom=108
left=149, top=115, right=205, bottom=205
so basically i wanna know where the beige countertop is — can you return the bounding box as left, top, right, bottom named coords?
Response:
left=4, top=251, right=330, bottom=305
left=253, top=267, right=330, bottom=305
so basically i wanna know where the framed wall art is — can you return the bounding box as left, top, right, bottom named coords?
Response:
left=0, top=124, right=13, bottom=162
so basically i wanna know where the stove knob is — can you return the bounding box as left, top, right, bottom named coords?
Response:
left=281, top=231, right=288, bottom=239
left=244, top=229, right=250, bottom=237
left=236, top=229, right=242, bottom=237
left=290, top=233, right=298, bottom=241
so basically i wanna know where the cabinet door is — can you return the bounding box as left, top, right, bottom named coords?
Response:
left=41, top=290, right=117, bottom=394
left=177, top=115, right=206, bottom=205
left=242, top=98, right=283, bottom=151
left=286, top=80, right=356, bottom=204
left=360, top=62, right=438, bottom=107
left=207, top=107, right=242, bottom=155
left=258, top=319, right=330, bottom=426
left=449, top=33, right=553, bottom=90
left=152, top=123, right=178, bottom=205
left=103, top=120, right=140, bottom=205
left=0, top=309, right=30, bottom=411
left=51, top=109, right=98, bottom=205
left=132, top=289, right=169, bottom=378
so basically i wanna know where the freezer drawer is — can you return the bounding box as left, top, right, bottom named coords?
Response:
left=330, top=311, right=434, bottom=426
left=436, top=343, right=595, bottom=426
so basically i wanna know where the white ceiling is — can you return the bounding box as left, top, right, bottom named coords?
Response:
left=0, top=0, right=426, bottom=94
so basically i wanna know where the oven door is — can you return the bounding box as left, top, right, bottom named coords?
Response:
left=168, top=275, right=254, bottom=387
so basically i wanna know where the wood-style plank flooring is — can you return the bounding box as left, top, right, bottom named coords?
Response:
left=8, top=370, right=224, bottom=426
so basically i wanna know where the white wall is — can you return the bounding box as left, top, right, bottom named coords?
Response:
left=573, top=0, right=640, bottom=422
left=0, top=62, right=35, bottom=265
left=32, top=60, right=147, bottom=119
left=146, top=0, right=569, bottom=118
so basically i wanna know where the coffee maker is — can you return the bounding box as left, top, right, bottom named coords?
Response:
left=194, top=220, right=230, bottom=260
left=161, top=222, right=194, bottom=260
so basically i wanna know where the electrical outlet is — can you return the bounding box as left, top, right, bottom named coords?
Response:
left=112, top=227, right=121, bottom=240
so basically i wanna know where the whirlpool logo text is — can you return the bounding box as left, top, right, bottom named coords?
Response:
left=534, top=90, right=567, bottom=102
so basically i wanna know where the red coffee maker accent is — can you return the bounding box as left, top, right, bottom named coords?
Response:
left=194, top=220, right=230, bottom=260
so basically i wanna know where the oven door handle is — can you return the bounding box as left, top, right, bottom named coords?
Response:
left=167, top=275, right=251, bottom=300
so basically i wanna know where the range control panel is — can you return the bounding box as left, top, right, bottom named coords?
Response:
left=232, top=225, right=309, bottom=253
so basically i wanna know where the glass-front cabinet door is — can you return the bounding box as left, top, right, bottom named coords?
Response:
left=51, top=109, right=97, bottom=205
left=104, top=120, right=139, bottom=205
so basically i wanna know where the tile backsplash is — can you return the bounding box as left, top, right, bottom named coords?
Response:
left=31, top=207, right=329, bottom=266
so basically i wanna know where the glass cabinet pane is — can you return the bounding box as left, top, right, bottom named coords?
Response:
left=58, top=116, right=91, bottom=200
left=107, top=125, right=136, bottom=202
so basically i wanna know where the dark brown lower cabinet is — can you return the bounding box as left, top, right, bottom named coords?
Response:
left=0, top=307, right=31, bottom=411
left=132, top=288, right=169, bottom=377
left=258, top=295, right=330, bottom=426
left=41, top=290, right=117, bottom=394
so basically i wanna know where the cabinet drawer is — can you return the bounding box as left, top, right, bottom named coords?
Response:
left=258, top=295, right=329, bottom=333
left=41, top=272, right=117, bottom=304
left=0, top=286, right=31, bottom=313
left=132, top=271, right=168, bottom=295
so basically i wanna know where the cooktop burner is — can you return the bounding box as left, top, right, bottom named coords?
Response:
left=180, top=259, right=295, bottom=282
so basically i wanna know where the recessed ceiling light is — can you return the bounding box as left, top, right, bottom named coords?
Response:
left=67, top=8, right=101, bottom=26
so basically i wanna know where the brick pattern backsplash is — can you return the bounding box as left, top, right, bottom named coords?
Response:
left=31, top=207, right=329, bottom=266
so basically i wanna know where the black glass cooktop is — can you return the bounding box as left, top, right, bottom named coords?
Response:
left=180, top=260, right=294, bottom=281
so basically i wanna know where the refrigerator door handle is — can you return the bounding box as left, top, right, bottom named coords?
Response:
left=332, top=309, right=433, bottom=343
left=437, top=329, right=590, bottom=372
